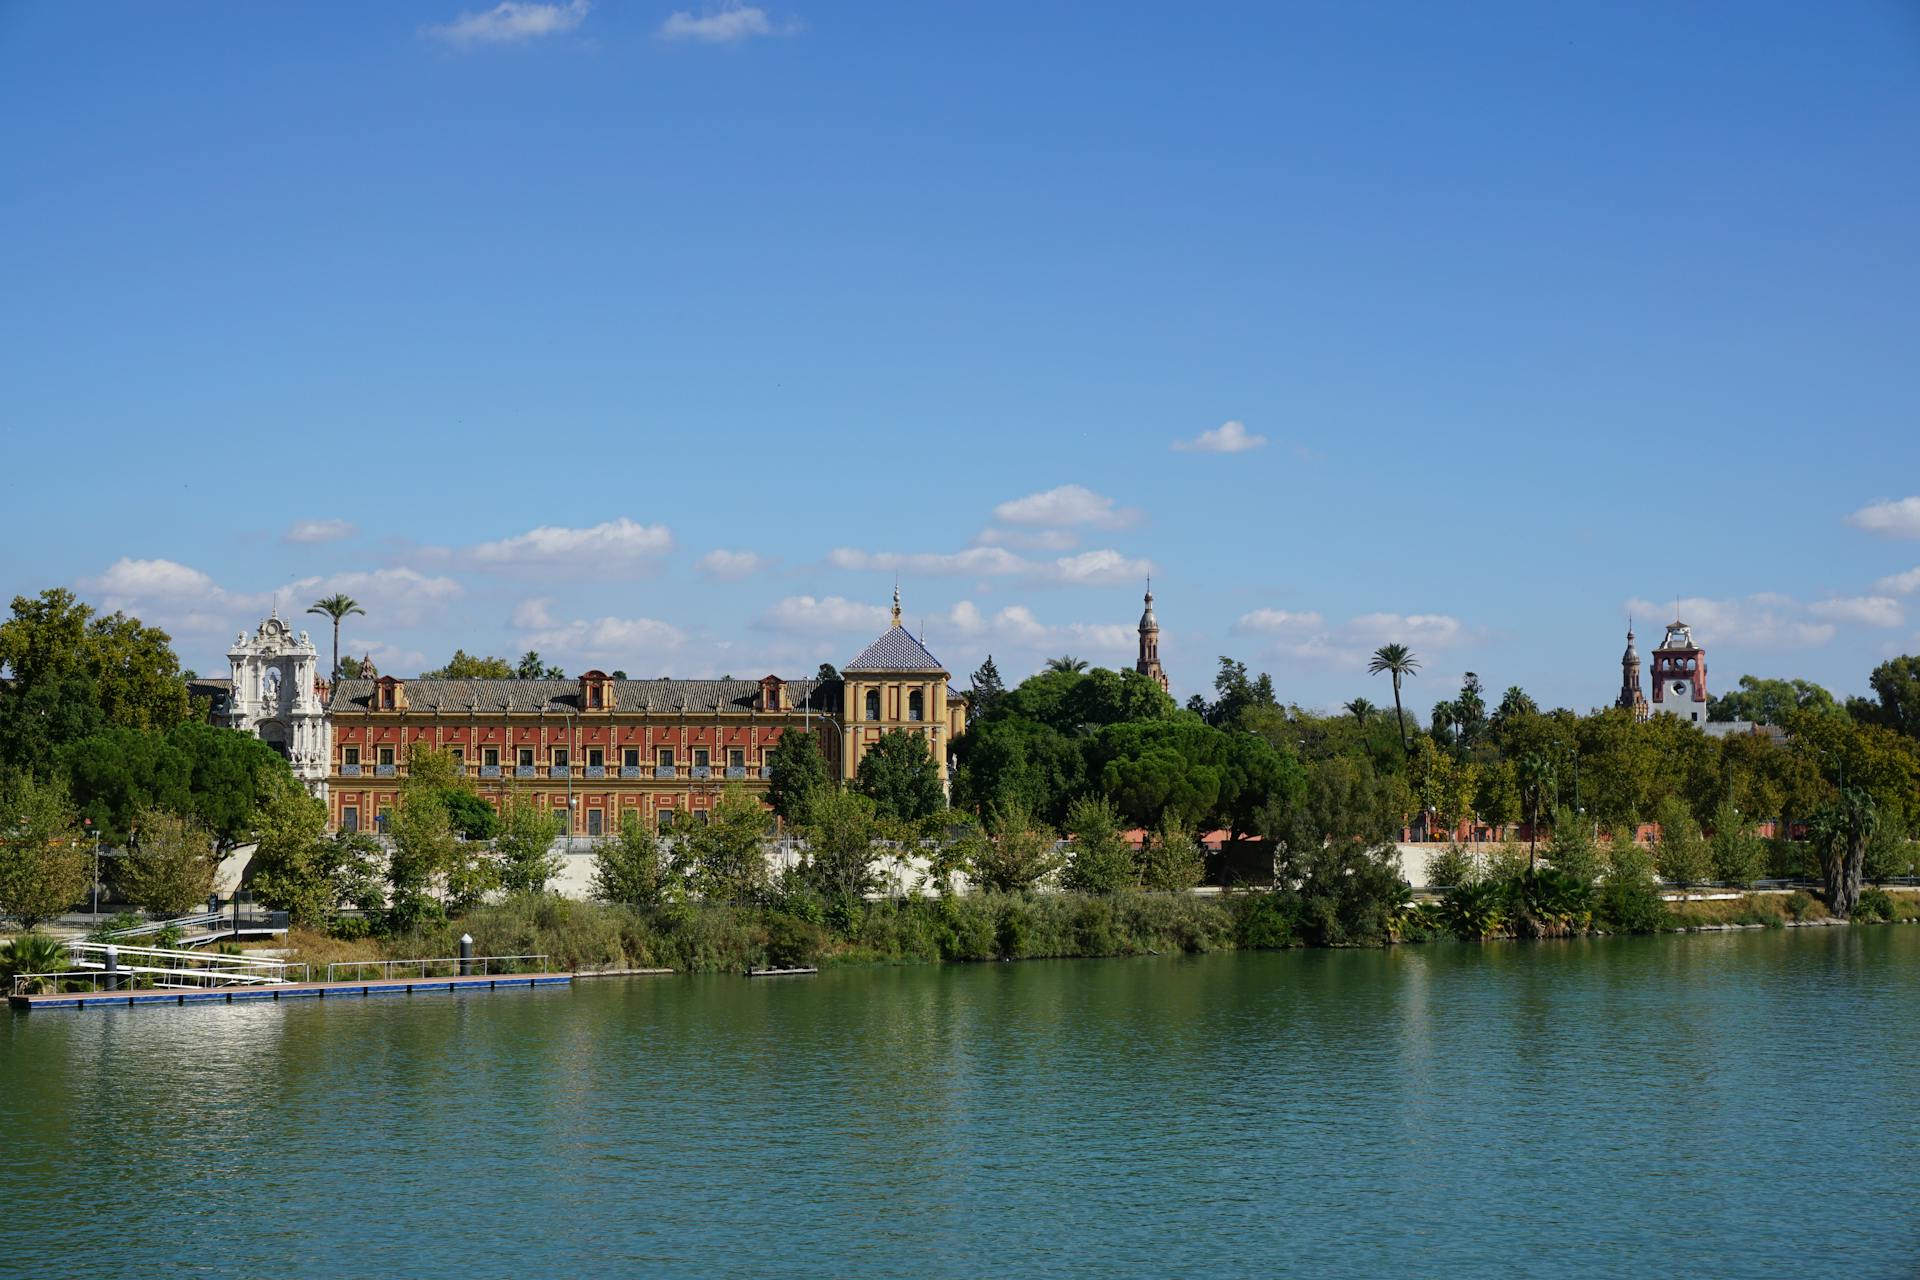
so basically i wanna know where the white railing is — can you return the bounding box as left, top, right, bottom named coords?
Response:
left=325, top=954, right=551, bottom=982
left=13, top=943, right=308, bottom=996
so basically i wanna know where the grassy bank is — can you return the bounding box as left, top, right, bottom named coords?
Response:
left=260, top=887, right=1920, bottom=979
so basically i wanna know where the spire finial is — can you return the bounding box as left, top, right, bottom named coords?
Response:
left=890, top=582, right=902, bottom=628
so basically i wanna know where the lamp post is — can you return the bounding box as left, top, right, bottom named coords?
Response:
left=86, top=818, right=100, bottom=918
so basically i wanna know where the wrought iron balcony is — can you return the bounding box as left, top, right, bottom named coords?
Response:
left=725, top=766, right=748, bottom=780
left=549, top=766, right=571, bottom=779
left=340, top=763, right=362, bottom=777
left=585, top=765, right=606, bottom=779
left=690, top=766, right=711, bottom=780
left=375, top=764, right=397, bottom=777
left=759, top=766, right=773, bottom=780
left=516, top=765, right=537, bottom=779
left=621, top=766, right=643, bottom=779
left=479, top=765, right=502, bottom=779
left=654, top=766, right=677, bottom=779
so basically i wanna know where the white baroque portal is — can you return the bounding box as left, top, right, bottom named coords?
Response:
left=228, top=611, right=331, bottom=800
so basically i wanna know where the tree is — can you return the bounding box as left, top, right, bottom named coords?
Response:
left=1851, top=655, right=1920, bottom=739
left=1707, top=801, right=1765, bottom=887
left=1651, top=797, right=1711, bottom=887
left=493, top=797, right=562, bottom=896
left=816, top=663, right=840, bottom=684
left=686, top=786, right=771, bottom=904
left=1515, top=752, right=1556, bottom=875
left=1544, top=808, right=1602, bottom=884
left=1204, top=657, right=1277, bottom=730
left=169, top=720, right=299, bottom=853
left=1489, top=686, right=1538, bottom=737
left=1708, top=675, right=1839, bottom=725
left=1045, top=655, right=1089, bottom=674
left=1060, top=796, right=1135, bottom=894
left=968, top=656, right=1007, bottom=723
left=1367, top=643, right=1421, bottom=753
left=0, top=775, right=90, bottom=928
left=968, top=805, right=1062, bottom=892
left=338, top=656, right=366, bottom=679
left=248, top=786, right=335, bottom=926
left=306, top=594, right=364, bottom=685
left=119, top=807, right=216, bottom=917
left=765, top=730, right=830, bottom=825
left=799, top=785, right=880, bottom=904
left=1343, top=698, right=1375, bottom=726
left=590, top=813, right=673, bottom=909
left=419, top=650, right=517, bottom=679
left=515, top=651, right=565, bottom=680
left=1809, top=786, right=1877, bottom=919
left=1138, top=824, right=1205, bottom=892
left=0, top=588, right=189, bottom=777
left=60, top=727, right=192, bottom=843
left=386, top=793, right=455, bottom=930
left=854, top=730, right=944, bottom=823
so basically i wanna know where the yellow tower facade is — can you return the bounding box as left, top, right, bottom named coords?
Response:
left=840, top=589, right=966, bottom=784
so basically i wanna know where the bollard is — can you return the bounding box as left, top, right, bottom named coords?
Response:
left=459, top=933, right=474, bottom=977
left=104, top=945, right=119, bottom=993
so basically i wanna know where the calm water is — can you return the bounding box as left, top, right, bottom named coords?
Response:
left=4, top=929, right=1918, bottom=1278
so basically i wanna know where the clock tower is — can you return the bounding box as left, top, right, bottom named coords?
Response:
left=1648, top=618, right=1707, bottom=724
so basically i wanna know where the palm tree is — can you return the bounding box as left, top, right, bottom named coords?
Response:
left=1046, top=655, right=1089, bottom=674
left=1515, top=752, right=1556, bottom=877
left=307, top=594, right=364, bottom=684
left=1344, top=697, right=1375, bottom=725
left=1367, top=643, right=1420, bottom=753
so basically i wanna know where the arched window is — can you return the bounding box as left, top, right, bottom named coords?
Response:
left=865, top=689, right=881, bottom=721
left=908, top=690, right=924, bottom=722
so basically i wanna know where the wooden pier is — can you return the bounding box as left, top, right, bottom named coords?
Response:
left=10, top=973, right=572, bottom=1011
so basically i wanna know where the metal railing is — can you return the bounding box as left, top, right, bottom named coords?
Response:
left=325, top=954, right=552, bottom=982
left=14, top=943, right=309, bottom=996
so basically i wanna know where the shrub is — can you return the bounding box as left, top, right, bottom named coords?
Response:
left=118, top=808, right=217, bottom=917
left=1784, top=890, right=1819, bottom=922
left=763, top=913, right=828, bottom=968
left=1596, top=840, right=1667, bottom=934
left=1233, top=893, right=1297, bottom=950
left=1439, top=879, right=1511, bottom=940
left=1425, top=842, right=1479, bottom=890
left=328, top=914, right=372, bottom=941
left=591, top=814, right=673, bottom=910
left=1862, top=828, right=1916, bottom=885
left=1707, top=803, right=1766, bottom=888
left=1484, top=838, right=1530, bottom=882
left=969, top=806, right=1062, bottom=892
left=1855, top=888, right=1895, bottom=924
left=1515, top=868, right=1594, bottom=938
left=0, top=933, right=70, bottom=992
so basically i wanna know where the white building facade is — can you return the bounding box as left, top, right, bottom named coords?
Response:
left=227, top=612, right=331, bottom=799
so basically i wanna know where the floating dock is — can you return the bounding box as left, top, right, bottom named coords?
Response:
left=10, top=973, right=572, bottom=1011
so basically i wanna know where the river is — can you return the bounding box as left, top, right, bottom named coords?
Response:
left=3, top=927, right=1916, bottom=1277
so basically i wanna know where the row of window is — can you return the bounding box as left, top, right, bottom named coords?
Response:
left=340, top=803, right=712, bottom=836
left=342, top=745, right=750, bottom=769
left=863, top=690, right=926, bottom=721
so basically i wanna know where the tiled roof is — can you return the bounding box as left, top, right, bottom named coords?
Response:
left=327, top=676, right=832, bottom=715
left=843, top=626, right=947, bottom=673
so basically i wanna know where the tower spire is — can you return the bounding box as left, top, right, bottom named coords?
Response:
left=890, top=581, right=902, bottom=629
left=1135, top=579, right=1168, bottom=694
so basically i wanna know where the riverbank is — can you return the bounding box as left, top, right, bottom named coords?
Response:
left=257, top=885, right=1920, bottom=977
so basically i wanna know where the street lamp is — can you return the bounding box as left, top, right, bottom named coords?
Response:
left=567, top=795, right=579, bottom=855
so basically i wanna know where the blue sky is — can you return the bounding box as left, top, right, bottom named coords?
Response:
left=3, top=1, right=1917, bottom=714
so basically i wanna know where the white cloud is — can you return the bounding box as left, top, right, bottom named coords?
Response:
left=992, top=484, right=1140, bottom=530
left=465, top=517, right=672, bottom=573
left=1172, top=419, right=1267, bottom=454
left=1808, top=596, right=1905, bottom=628
left=512, top=597, right=558, bottom=630
left=658, top=3, right=788, bottom=43
left=283, top=518, right=356, bottom=545
left=1041, top=549, right=1153, bottom=585
left=1847, top=497, right=1920, bottom=539
left=354, top=638, right=432, bottom=677
left=756, top=595, right=892, bottom=634
left=82, top=558, right=465, bottom=639
left=1874, top=567, right=1920, bottom=595
left=89, top=557, right=223, bottom=602
left=423, top=0, right=589, bottom=46
left=974, top=526, right=1079, bottom=552
left=1232, top=608, right=1326, bottom=635
left=515, top=612, right=688, bottom=666
left=1626, top=596, right=1835, bottom=651
left=1230, top=606, right=1469, bottom=670
left=1346, top=612, right=1465, bottom=649
left=696, top=549, right=769, bottom=580
left=827, top=546, right=1028, bottom=577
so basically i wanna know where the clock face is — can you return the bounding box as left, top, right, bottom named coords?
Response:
left=1672, top=682, right=1688, bottom=696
